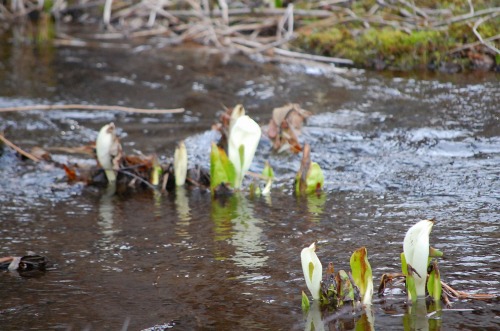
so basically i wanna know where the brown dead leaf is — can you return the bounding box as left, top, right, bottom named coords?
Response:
left=214, top=105, right=245, bottom=151
left=30, top=147, right=52, bottom=161
left=267, top=103, right=311, bottom=153
left=63, top=164, right=78, bottom=182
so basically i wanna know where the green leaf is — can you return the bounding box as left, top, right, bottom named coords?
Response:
left=406, top=264, right=418, bottom=303
left=262, top=161, right=274, bottom=179
left=150, top=158, right=162, bottom=186
left=210, top=143, right=236, bottom=193
left=301, top=290, right=310, bottom=312
left=306, top=162, right=324, bottom=194
left=337, top=270, right=355, bottom=304
left=295, top=162, right=325, bottom=195
left=429, top=246, right=444, bottom=258
left=402, top=252, right=418, bottom=302
left=350, top=247, right=373, bottom=305
left=401, top=252, right=408, bottom=275
left=427, top=260, right=442, bottom=302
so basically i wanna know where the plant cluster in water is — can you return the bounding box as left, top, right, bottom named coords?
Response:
left=299, top=218, right=496, bottom=330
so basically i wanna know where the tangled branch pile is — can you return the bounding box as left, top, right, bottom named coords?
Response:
left=1, top=0, right=499, bottom=70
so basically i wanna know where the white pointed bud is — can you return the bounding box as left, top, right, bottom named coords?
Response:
left=96, top=123, right=119, bottom=182
left=174, top=141, right=188, bottom=186
left=301, top=242, right=322, bottom=300
left=228, top=115, right=261, bottom=189
left=403, top=219, right=434, bottom=297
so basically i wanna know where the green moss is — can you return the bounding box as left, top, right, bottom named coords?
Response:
left=296, top=26, right=453, bottom=70
left=293, top=0, right=498, bottom=71
left=295, top=15, right=498, bottom=71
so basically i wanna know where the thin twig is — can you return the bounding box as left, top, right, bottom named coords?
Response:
left=467, top=0, right=475, bottom=15
left=433, top=7, right=500, bottom=27
left=273, top=48, right=354, bottom=65
left=0, top=134, right=41, bottom=162
left=441, top=281, right=497, bottom=300
left=119, top=169, right=158, bottom=191
left=218, top=0, right=229, bottom=26
left=0, top=104, right=185, bottom=114
left=448, top=34, right=500, bottom=53
left=472, top=13, right=500, bottom=54
left=397, top=0, right=428, bottom=19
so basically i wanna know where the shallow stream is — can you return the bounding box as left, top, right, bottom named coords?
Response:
left=0, top=36, right=499, bottom=330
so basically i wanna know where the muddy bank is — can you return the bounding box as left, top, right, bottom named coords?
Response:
left=1, top=1, right=498, bottom=73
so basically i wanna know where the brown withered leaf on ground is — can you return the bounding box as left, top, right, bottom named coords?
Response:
left=30, top=147, right=52, bottom=161
left=63, top=164, right=78, bottom=182
left=62, top=162, right=102, bottom=184
left=467, top=50, right=494, bottom=71
left=111, top=138, right=123, bottom=172
left=267, top=103, right=311, bottom=153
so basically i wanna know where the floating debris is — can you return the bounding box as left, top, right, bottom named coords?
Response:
left=141, top=320, right=179, bottom=331
left=0, top=253, right=47, bottom=277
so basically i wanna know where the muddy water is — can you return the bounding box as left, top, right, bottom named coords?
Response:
left=0, top=40, right=499, bottom=330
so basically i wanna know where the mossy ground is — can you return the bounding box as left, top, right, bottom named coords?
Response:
left=293, top=1, right=499, bottom=71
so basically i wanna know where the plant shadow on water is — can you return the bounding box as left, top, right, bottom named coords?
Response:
left=0, top=42, right=499, bottom=330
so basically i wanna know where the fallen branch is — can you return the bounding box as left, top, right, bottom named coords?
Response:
left=0, top=104, right=185, bottom=114
left=448, top=34, right=500, bottom=53
left=232, top=37, right=353, bottom=65
left=273, top=48, right=354, bottom=65
left=433, top=7, right=500, bottom=27
left=0, top=134, right=41, bottom=162
left=472, top=13, right=500, bottom=54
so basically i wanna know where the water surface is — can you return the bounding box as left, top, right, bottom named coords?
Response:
left=0, top=41, right=499, bottom=330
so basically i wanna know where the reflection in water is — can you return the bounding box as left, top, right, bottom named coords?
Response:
left=355, top=306, right=375, bottom=331
left=1, top=23, right=57, bottom=98
left=153, top=191, right=163, bottom=218
left=175, top=187, right=191, bottom=239
left=403, top=299, right=442, bottom=331
left=211, top=195, right=268, bottom=274
left=211, top=196, right=238, bottom=243
left=305, top=302, right=325, bottom=331
left=427, top=302, right=443, bottom=331
left=306, top=193, right=326, bottom=222
left=305, top=304, right=375, bottom=331
left=97, top=183, right=119, bottom=250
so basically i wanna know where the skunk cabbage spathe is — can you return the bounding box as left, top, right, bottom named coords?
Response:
left=301, top=242, right=323, bottom=300
left=96, top=123, right=122, bottom=183
left=403, top=219, right=434, bottom=299
left=228, top=115, right=261, bottom=189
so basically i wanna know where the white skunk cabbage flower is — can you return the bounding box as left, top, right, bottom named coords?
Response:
left=301, top=242, right=322, bottom=300
left=174, top=141, right=188, bottom=186
left=228, top=115, right=261, bottom=189
left=96, top=123, right=122, bottom=183
left=403, top=219, right=434, bottom=297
